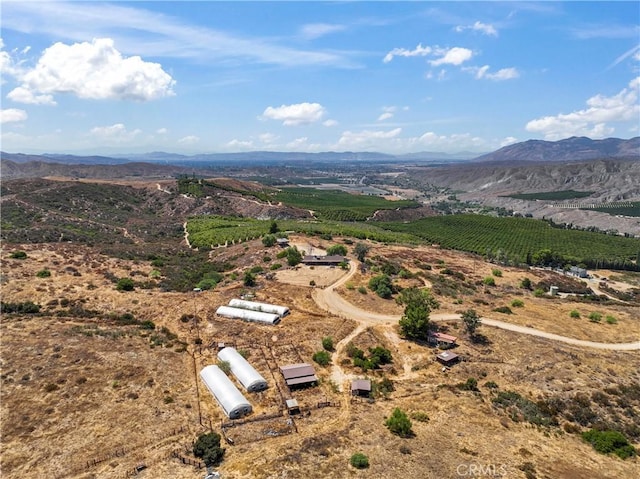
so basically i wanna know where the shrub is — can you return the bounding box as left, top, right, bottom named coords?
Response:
left=243, top=271, right=256, bottom=287
left=385, top=408, right=413, bottom=437
left=44, top=383, right=59, bottom=392
left=326, top=244, right=347, bottom=256
left=492, top=268, right=503, bottom=277
left=193, top=432, right=225, bottom=467
left=322, top=336, right=334, bottom=352
left=250, top=265, right=264, bottom=274
left=350, top=452, right=369, bottom=469
left=581, top=429, right=636, bottom=459
left=312, top=350, right=331, bottom=366
left=140, top=320, right=156, bottom=330
left=357, top=286, right=367, bottom=294
left=1, top=301, right=41, bottom=314
left=570, top=310, right=581, bottom=319
left=10, top=250, right=27, bottom=259
left=345, top=281, right=355, bottom=290
left=217, top=360, right=231, bottom=374
left=520, top=277, right=532, bottom=290
left=485, top=381, right=499, bottom=389
left=483, top=276, right=495, bottom=286
left=116, top=278, right=135, bottom=291
left=262, top=235, right=276, bottom=247
left=270, top=263, right=282, bottom=270
left=309, top=280, right=316, bottom=287
left=457, top=377, right=479, bottom=392
left=605, top=315, right=617, bottom=325
left=533, top=288, right=545, bottom=297
left=588, top=312, right=602, bottom=323
left=410, top=411, right=430, bottom=422
left=511, top=299, right=524, bottom=308
left=369, top=274, right=394, bottom=299
left=262, top=255, right=272, bottom=263
left=493, top=306, right=513, bottom=314
left=36, top=269, right=51, bottom=278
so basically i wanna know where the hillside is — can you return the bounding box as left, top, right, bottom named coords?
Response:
left=473, top=137, right=640, bottom=163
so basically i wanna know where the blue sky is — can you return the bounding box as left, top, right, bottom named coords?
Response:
left=1, top=1, right=639, bottom=155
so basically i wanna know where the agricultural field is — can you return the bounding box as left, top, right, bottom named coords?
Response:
left=502, top=190, right=595, bottom=201
left=380, top=214, right=640, bottom=268
left=272, top=187, right=419, bottom=221
left=582, top=202, right=640, bottom=218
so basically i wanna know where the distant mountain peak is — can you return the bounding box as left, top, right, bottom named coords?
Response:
left=473, top=136, right=639, bottom=163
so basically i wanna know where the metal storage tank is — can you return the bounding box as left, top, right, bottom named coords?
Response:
left=228, top=299, right=290, bottom=318
left=199, top=365, right=252, bottom=419
left=216, top=305, right=280, bottom=325
left=218, top=347, right=268, bottom=392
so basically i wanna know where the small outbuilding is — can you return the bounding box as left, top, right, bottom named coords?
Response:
left=285, top=398, right=300, bottom=415
left=228, top=298, right=290, bottom=318
left=436, top=351, right=460, bottom=365
left=218, top=347, right=268, bottom=393
left=351, top=379, right=372, bottom=397
left=276, top=238, right=290, bottom=247
left=429, top=332, right=458, bottom=346
left=199, top=365, right=252, bottom=419
left=302, top=255, right=346, bottom=266
left=216, top=305, right=281, bottom=325
left=280, top=363, right=318, bottom=388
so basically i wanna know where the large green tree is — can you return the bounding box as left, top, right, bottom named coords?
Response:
left=193, top=432, right=225, bottom=467
left=461, top=309, right=481, bottom=337
left=397, top=287, right=439, bottom=340
left=353, top=243, right=370, bottom=262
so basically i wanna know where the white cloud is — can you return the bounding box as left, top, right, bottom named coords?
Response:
left=383, top=43, right=432, bottom=63
left=377, top=106, right=397, bottom=121
left=10, top=38, right=175, bottom=104
left=286, top=137, right=309, bottom=149
left=337, top=128, right=402, bottom=149
left=227, top=139, right=254, bottom=149
left=607, top=44, right=640, bottom=70
left=0, top=108, right=28, bottom=123
left=322, top=119, right=338, bottom=127
left=455, top=21, right=498, bottom=36
left=466, top=65, right=519, bottom=81
left=261, top=102, right=326, bottom=126
left=89, top=123, right=141, bottom=143
left=416, top=131, right=486, bottom=149
left=6, top=86, right=56, bottom=105
left=156, top=128, right=168, bottom=135
left=178, top=135, right=199, bottom=145
left=526, top=77, right=640, bottom=140
left=429, top=47, right=473, bottom=66
left=259, top=133, right=278, bottom=144
left=300, top=23, right=346, bottom=40
left=635, top=51, right=640, bottom=61
left=500, top=136, right=519, bottom=147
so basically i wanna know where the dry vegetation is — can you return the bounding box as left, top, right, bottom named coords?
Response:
left=2, top=232, right=639, bottom=479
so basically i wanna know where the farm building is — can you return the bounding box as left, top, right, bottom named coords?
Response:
left=228, top=298, right=290, bottom=318
left=351, top=379, right=372, bottom=397
left=429, top=332, right=457, bottom=346
left=569, top=266, right=588, bottom=278
left=276, top=238, right=290, bottom=247
left=436, top=351, right=460, bottom=366
left=302, top=255, right=346, bottom=266
left=216, top=305, right=280, bottom=325
left=280, top=363, right=318, bottom=388
left=218, top=347, right=268, bottom=393
left=199, top=365, right=252, bottom=419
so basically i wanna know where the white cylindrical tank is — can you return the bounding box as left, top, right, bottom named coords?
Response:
left=228, top=299, right=290, bottom=318
left=216, top=305, right=280, bottom=325
left=199, top=365, right=252, bottom=419
left=218, top=347, right=268, bottom=392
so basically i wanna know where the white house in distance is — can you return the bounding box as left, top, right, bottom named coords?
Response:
left=218, top=347, right=268, bottom=393
left=228, top=299, right=290, bottom=318
left=199, top=365, right=252, bottom=419
left=215, top=305, right=281, bottom=325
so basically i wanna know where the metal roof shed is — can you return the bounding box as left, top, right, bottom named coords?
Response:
left=228, top=299, right=290, bottom=318
left=216, top=305, right=281, bottom=325
left=199, top=365, right=252, bottom=419
left=218, top=347, right=268, bottom=393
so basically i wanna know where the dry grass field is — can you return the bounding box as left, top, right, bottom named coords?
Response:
left=2, top=238, right=639, bottom=479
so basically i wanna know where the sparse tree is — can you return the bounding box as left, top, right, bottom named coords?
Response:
left=193, top=432, right=225, bottom=467
left=461, top=309, right=481, bottom=337
left=243, top=271, right=256, bottom=287
left=397, top=287, right=439, bottom=341
left=326, top=244, right=347, bottom=256
left=385, top=408, right=413, bottom=437
left=269, top=221, right=279, bottom=234
left=353, top=243, right=370, bottom=262
left=285, top=246, right=303, bottom=267
left=262, top=234, right=276, bottom=247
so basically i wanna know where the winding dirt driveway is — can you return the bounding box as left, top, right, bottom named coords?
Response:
left=312, top=260, right=640, bottom=352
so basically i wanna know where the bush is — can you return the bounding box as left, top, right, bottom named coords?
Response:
left=217, top=360, right=231, bottom=374
left=570, top=310, right=581, bottom=318
left=493, top=306, right=513, bottom=314
left=533, top=288, right=545, bottom=297
left=520, top=277, right=532, bottom=290
left=581, top=429, right=636, bottom=459
left=262, top=255, right=272, bottom=263
left=270, top=263, right=282, bottom=270
left=322, top=336, right=334, bottom=351
left=588, top=312, right=602, bottom=323
left=385, top=408, right=413, bottom=437
left=605, top=315, right=617, bottom=325
left=326, top=244, right=347, bottom=256
left=369, top=274, right=394, bottom=299
left=357, top=286, right=367, bottom=294
left=511, top=299, right=524, bottom=308
left=350, top=452, right=369, bottom=469
left=10, top=250, right=27, bottom=259
left=1, top=301, right=41, bottom=314
left=457, top=377, right=479, bottom=392
left=262, top=235, right=276, bottom=247
left=410, top=411, right=430, bottom=422
left=485, top=381, right=499, bottom=389
left=36, top=269, right=52, bottom=278
left=193, top=432, right=225, bottom=467
left=312, top=350, right=331, bottom=366
left=243, top=271, right=256, bottom=287
left=492, top=268, right=503, bottom=277
left=483, top=276, right=495, bottom=286
left=116, top=278, right=135, bottom=291
left=139, top=320, right=155, bottom=330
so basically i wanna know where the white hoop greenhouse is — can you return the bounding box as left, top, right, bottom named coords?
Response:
left=218, top=347, right=268, bottom=392
left=199, top=365, right=252, bottom=419
left=228, top=299, right=290, bottom=318
left=215, top=305, right=280, bottom=325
